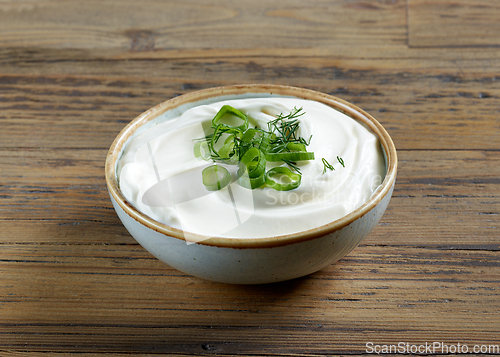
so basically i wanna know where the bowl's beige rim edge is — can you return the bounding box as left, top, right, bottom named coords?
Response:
left=105, top=84, right=398, bottom=249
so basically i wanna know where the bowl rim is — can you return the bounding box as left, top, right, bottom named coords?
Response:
left=105, top=84, right=397, bottom=248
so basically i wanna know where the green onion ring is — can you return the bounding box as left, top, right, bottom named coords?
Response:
left=210, top=125, right=242, bottom=158
left=209, top=124, right=223, bottom=156
left=218, top=142, right=234, bottom=159
left=212, top=105, right=249, bottom=132
left=239, top=147, right=266, bottom=178
left=286, top=142, right=307, bottom=152
left=259, top=131, right=272, bottom=152
left=218, top=134, right=237, bottom=159
left=241, top=128, right=262, bottom=143
left=193, top=140, right=210, bottom=160
left=237, top=170, right=266, bottom=190
left=265, top=166, right=301, bottom=191
left=265, top=151, right=315, bottom=162
left=202, top=165, right=231, bottom=191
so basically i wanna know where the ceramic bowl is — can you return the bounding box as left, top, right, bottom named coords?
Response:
left=105, top=84, right=397, bottom=284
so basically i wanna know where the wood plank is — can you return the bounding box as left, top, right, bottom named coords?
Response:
left=0, top=220, right=134, bottom=245
left=1, top=56, right=499, bottom=150
left=408, top=0, right=500, bottom=48
left=0, top=148, right=116, bottom=222
left=0, top=0, right=406, bottom=50
left=2, top=44, right=500, bottom=73
left=1, top=244, right=499, bottom=354
left=1, top=354, right=196, bottom=357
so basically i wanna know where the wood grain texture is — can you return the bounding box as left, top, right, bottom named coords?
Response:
left=1, top=56, right=499, bottom=151
left=0, top=0, right=406, bottom=49
left=408, top=0, right=500, bottom=47
left=0, top=0, right=499, bottom=355
left=1, top=244, right=499, bottom=354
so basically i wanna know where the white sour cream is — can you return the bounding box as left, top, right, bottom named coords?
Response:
left=117, top=98, right=386, bottom=239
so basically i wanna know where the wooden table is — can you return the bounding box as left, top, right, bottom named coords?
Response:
left=1, top=1, right=499, bottom=355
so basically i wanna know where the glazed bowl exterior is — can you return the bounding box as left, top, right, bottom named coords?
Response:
left=105, top=84, right=397, bottom=284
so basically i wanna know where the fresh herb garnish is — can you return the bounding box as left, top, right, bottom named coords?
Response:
left=194, top=105, right=316, bottom=191
left=283, top=159, right=301, bottom=174
left=322, top=158, right=335, bottom=174
left=322, top=156, right=346, bottom=174
left=267, top=107, right=307, bottom=154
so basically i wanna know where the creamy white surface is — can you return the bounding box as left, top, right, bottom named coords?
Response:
left=117, top=98, right=386, bottom=239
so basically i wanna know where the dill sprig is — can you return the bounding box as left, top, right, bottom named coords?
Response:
left=267, top=107, right=307, bottom=155
left=322, top=158, right=335, bottom=174
left=283, top=159, right=301, bottom=174
left=322, top=156, right=346, bottom=174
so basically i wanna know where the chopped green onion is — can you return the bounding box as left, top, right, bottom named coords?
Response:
left=266, top=151, right=315, bottom=162
left=236, top=147, right=267, bottom=190
left=218, top=142, right=234, bottom=159
left=218, top=134, right=238, bottom=159
left=259, top=131, right=272, bottom=152
left=210, top=125, right=241, bottom=160
left=195, top=106, right=339, bottom=192
left=241, top=128, right=262, bottom=143
left=285, top=142, right=307, bottom=152
left=202, top=165, right=231, bottom=191
left=265, top=166, right=301, bottom=191
left=239, top=147, right=266, bottom=178
left=193, top=140, right=210, bottom=160
left=212, top=105, right=249, bottom=132
left=237, top=171, right=266, bottom=190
